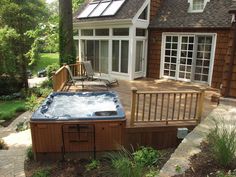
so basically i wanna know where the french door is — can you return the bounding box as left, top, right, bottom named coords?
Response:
left=162, top=34, right=214, bottom=84
left=135, top=40, right=145, bottom=77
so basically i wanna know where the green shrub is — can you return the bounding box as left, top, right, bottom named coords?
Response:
left=26, top=146, right=34, bottom=160
left=28, top=87, right=52, bottom=98
left=216, top=170, right=236, bottom=177
left=145, top=167, right=159, bottom=177
left=15, top=105, right=27, bottom=113
left=86, top=159, right=100, bottom=171
left=106, top=148, right=144, bottom=177
left=207, top=119, right=236, bottom=167
left=32, top=168, right=50, bottom=177
left=16, top=121, right=29, bottom=132
left=25, top=94, right=40, bottom=111
left=0, top=76, right=23, bottom=95
left=133, top=147, right=160, bottom=167
left=46, top=63, right=60, bottom=79
left=41, top=79, right=53, bottom=88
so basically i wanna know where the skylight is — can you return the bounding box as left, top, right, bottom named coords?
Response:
left=77, top=0, right=126, bottom=19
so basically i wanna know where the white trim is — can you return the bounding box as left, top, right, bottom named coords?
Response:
left=160, top=32, right=217, bottom=85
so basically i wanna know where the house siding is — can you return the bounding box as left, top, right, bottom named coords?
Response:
left=147, top=28, right=231, bottom=89
left=221, top=25, right=236, bottom=97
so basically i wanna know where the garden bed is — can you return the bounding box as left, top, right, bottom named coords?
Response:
left=174, top=142, right=236, bottom=177
left=24, top=148, right=174, bottom=177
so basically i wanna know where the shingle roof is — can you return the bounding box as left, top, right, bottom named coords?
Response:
left=150, top=0, right=233, bottom=29
left=73, top=0, right=145, bottom=23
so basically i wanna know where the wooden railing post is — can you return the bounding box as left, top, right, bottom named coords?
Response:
left=197, top=89, right=205, bottom=124
left=130, top=87, right=137, bottom=126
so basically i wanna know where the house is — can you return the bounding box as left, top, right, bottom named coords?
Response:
left=73, top=0, right=236, bottom=98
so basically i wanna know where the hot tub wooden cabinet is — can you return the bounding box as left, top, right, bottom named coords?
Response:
left=30, top=92, right=126, bottom=160
left=30, top=120, right=125, bottom=160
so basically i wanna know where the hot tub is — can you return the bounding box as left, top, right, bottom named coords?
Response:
left=30, top=91, right=126, bottom=160
left=32, top=91, right=125, bottom=121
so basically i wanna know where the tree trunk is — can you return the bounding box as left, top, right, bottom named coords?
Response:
left=59, top=0, right=76, bottom=65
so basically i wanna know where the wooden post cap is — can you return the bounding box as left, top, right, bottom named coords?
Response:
left=131, top=87, right=138, bottom=91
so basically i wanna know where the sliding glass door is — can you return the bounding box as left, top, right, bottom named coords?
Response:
left=81, top=40, right=108, bottom=73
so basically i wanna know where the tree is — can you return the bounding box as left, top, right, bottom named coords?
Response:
left=59, top=0, right=76, bottom=65
left=0, top=0, right=49, bottom=89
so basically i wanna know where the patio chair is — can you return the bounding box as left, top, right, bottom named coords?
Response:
left=65, top=65, right=108, bottom=90
left=83, top=61, right=119, bottom=86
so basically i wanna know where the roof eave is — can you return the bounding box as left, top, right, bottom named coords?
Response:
left=73, top=18, right=133, bottom=27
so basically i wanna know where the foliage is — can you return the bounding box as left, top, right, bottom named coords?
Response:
left=28, top=87, right=52, bottom=98
left=106, top=148, right=145, bottom=177
left=26, top=146, right=34, bottom=161
left=175, top=165, right=182, bottom=173
left=0, top=0, right=49, bottom=89
left=41, top=79, right=53, bottom=89
left=0, top=111, right=15, bottom=121
left=0, top=139, right=8, bottom=150
left=0, top=26, right=19, bottom=77
left=207, top=119, right=236, bottom=167
left=16, top=121, right=29, bottom=132
left=133, top=147, right=160, bottom=167
left=25, top=94, right=40, bottom=111
left=46, top=63, right=60, bottom=79
left=216, top=170, right=236, bottom=177
left=145, top=167, right=159, bottom=177
left=86, top=159, right=100, bottom=171
left=72, top=0, right=85, bottom=12
left=32, top=168, right=50, bottom=177
left=0, top=76, right=23, bottom=96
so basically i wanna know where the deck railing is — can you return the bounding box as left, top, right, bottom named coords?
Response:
left=130, top=87, right=204, bottom=126
left=52, top=62, right=86, bottom=92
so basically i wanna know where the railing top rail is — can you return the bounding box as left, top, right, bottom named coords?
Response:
left=136, top=90, right=202, bottom=94
left=55, top=65, right=66, bottom=75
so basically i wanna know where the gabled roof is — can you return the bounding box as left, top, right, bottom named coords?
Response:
left=150, top=0, right=233, bottom=29
left=73, top=0, right=146, bottom=23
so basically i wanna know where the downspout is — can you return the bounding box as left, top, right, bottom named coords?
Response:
left=225, top=12, right=236, bottom=97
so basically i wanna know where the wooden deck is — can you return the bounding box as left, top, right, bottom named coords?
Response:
left=62, top=78, right=219, bottom=128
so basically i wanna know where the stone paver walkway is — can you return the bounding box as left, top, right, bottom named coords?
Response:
left=159, top=99, right=236, bottom=177
left=0, top=112, right=32, bottom=177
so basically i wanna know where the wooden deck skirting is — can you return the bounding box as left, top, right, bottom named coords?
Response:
left=130, top=87, right=204, bottom=126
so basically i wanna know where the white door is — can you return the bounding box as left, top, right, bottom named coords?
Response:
left=135, top=40, right=145, bottom=77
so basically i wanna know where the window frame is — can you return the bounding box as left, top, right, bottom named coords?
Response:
left=188, top=0, right=209, bottom=13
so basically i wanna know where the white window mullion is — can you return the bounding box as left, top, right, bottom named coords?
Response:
left=119, top=40, right=122, bottom=72
left=176, top=35, right=181, bottom=80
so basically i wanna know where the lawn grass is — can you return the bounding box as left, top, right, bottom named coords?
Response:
left=0, top=100, right=26, bottom=121
left=32, top=53, right=59, bottom=75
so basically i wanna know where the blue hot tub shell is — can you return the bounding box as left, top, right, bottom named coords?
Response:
left=31, top=91, right=126, bottom=121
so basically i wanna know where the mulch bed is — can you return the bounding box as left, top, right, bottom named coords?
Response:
left=174, top=142, right=236, bottom=177
left=24, top=148, right=174, bottom=177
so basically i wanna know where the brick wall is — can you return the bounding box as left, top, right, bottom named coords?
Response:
left=147, top=28, right=231, bottom=89
left=150, top=0, right=162, bottom=21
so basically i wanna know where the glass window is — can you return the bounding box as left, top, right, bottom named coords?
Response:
left=136, top=28, right=146, bottom=36
left=138, top=6, right=148, bottom=20
left=112, top=40, right=119, bottom=72
left=113, top=28, right=129, bottom=36
left=81, top=29, right=93, bottom=36
left=74, top=40, right=79, bottom=57
left=112, top=40, right=129, bottom=73
left=121, top=41, right=129, bottom=73
left=192, top=0, right=204, bottom=11
left=95, top=29, right=109, bottom=36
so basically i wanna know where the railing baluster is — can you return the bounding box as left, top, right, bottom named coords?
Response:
left=183, top=93, right=187, bottom=120
left=142, top=94, right=146, bottom=121
left=160, top=94, right=164, bottom=121
left=136, top=94, right=140, bottom=121
left=172, top=93, right=176, bottom=120
left=148, top=94, right=152, bottom=121
left=177, top=93, right=182, bottom=120
left=194, top=93, right=199, bottom=120
left=166, top=93, right=170, bottom=125
left=189, top=93, right=193, bottom=119
left=154, top=94, right=158, bottom=121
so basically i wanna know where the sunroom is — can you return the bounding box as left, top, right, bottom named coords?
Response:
left=73, top=0, right=150, bottom=80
